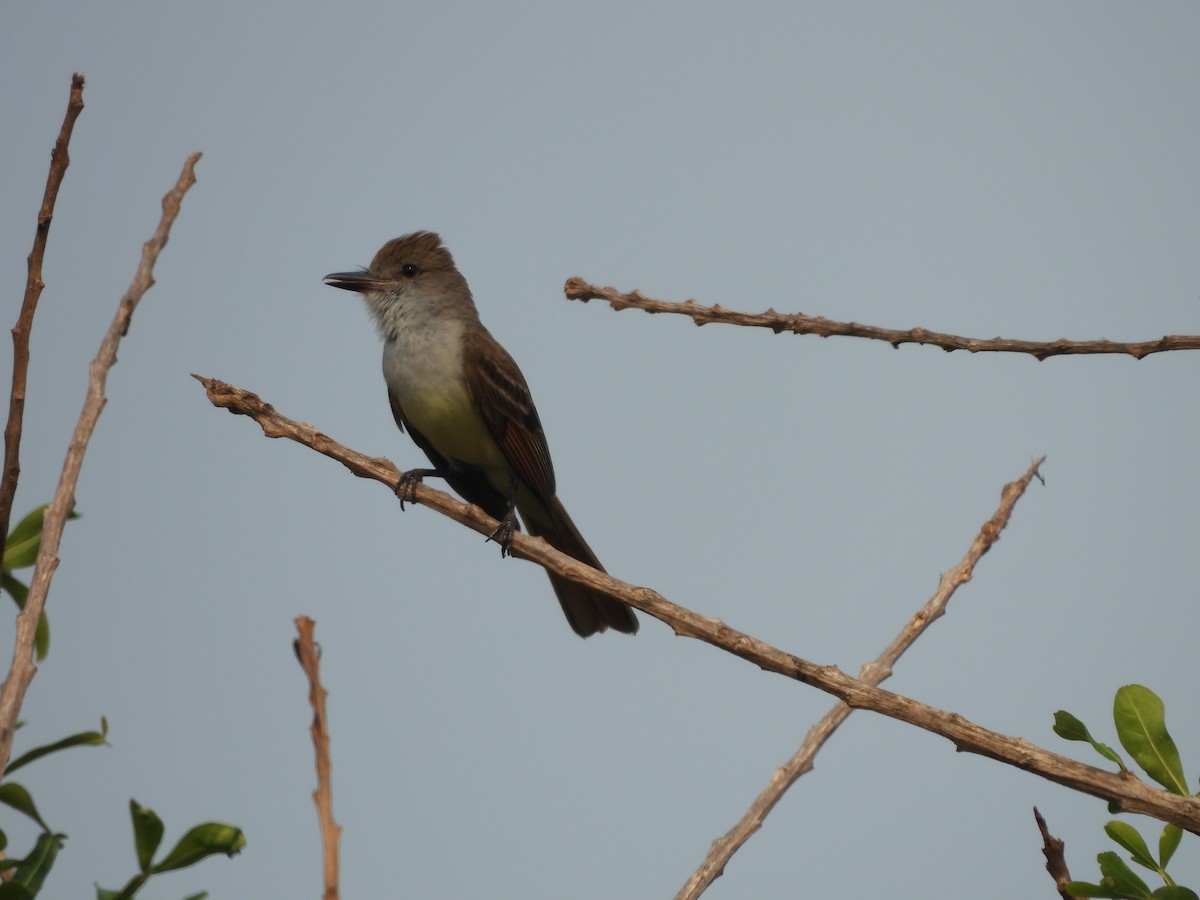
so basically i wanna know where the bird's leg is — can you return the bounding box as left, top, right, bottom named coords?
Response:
left=486, top=476, right=520, bottom=558
left=395, top=468, right=445, bottom=510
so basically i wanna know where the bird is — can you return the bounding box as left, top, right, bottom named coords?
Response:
left=324, top=231, right=638, bottom=637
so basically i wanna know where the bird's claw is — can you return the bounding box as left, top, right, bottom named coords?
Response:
left=395, top=468, right=440, bottom=510
left=487, top=513, right=517, bottom=557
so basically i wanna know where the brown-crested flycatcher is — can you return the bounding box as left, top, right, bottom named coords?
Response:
left=324, top=232, right=638, bottom=637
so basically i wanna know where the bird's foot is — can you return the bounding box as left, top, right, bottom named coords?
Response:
left=486, top=509, right=518, bottom=558
left=395, top=468, right=442, bottom=510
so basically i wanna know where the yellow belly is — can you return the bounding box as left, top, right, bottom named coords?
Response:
left=403, top=379, right=511, bottom=479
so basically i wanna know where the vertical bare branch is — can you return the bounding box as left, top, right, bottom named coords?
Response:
left=676, top=458, right=1046, bottom=898
left=0, top=152, right=202, bottom=775
left=1034, top=808, right=1074, bottom=900
left=0, top=73, right=86, bottom=558
left=295, top=617, right=341, bottom=900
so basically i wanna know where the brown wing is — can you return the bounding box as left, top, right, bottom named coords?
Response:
left=460, top=326, right=557, bottom=504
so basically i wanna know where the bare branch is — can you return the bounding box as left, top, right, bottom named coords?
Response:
left=196, top=376, right=1200, bottom=834
left=676, top=458, right=1044, bottom=898
left=0, top=153, right=202, bottom=776
left=1034, top=808, right=1074, bottom=900
left=0, top=73, right=86, bottom=559
left=564, top=278, right=1200, bottom=360
left=294, top=617, right=341, bottom=900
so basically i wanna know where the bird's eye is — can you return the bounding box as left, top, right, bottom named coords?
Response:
left=401, top=263, right=419, bottom=277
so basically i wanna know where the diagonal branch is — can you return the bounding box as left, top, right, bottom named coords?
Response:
left=676, top=457, right=1044, bottom=898
left=563, top=278, right=1200, bottom=360
left=0, top=153, right=202, bottom=776
left=196, top=376, right=1200, bottom=834
left=0, top=73, right=86, bottom=559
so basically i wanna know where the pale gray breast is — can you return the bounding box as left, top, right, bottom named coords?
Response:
left=380, top=310, right=467, bottom=400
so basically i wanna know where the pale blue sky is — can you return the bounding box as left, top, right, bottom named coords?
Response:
left=3, top=3, right=1199, bottom=897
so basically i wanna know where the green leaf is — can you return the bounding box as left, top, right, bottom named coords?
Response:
left=1105, top=821, right=1157, bottom=871
left=101, top=872, right=148, bottom=900
left=182, top=893, right=209, bottom=900
left=1159, top=824, right=1182, bottom=868
left=6, top=719, right=108, bottom=775
left=1, top=572, right=50, bottom=662
left=1, top=572, right=26, bottom=605
left=1151, top=889, right=1200, bottom=900
left=1054, top=710, right=1091, bottom=741
left=1114, top=686, right=1188, bottom=795
left=0, top=882, right=35, bottom=899
left=106, top=872, right=149, bottom=900
left=2, top=507, right=79, bottom=570
left=0, top=783, right=50, bottom=831
left=1097, top=850, right=1153, bottom=898
left=129, top=799, right=165, bottom=872
left=149, top=823, right=245, bottom=874
left=10, top=831, right=65, bottom=895
left=1055, top=710, right=1127, bottom=771
left=3, top=507, right=47, bottom=570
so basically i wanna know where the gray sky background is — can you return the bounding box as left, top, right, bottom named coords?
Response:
left=3, top=3, right=1199, bottom=897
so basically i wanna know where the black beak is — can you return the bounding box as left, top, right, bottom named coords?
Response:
left=323, top=270, right=386, bottom=293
